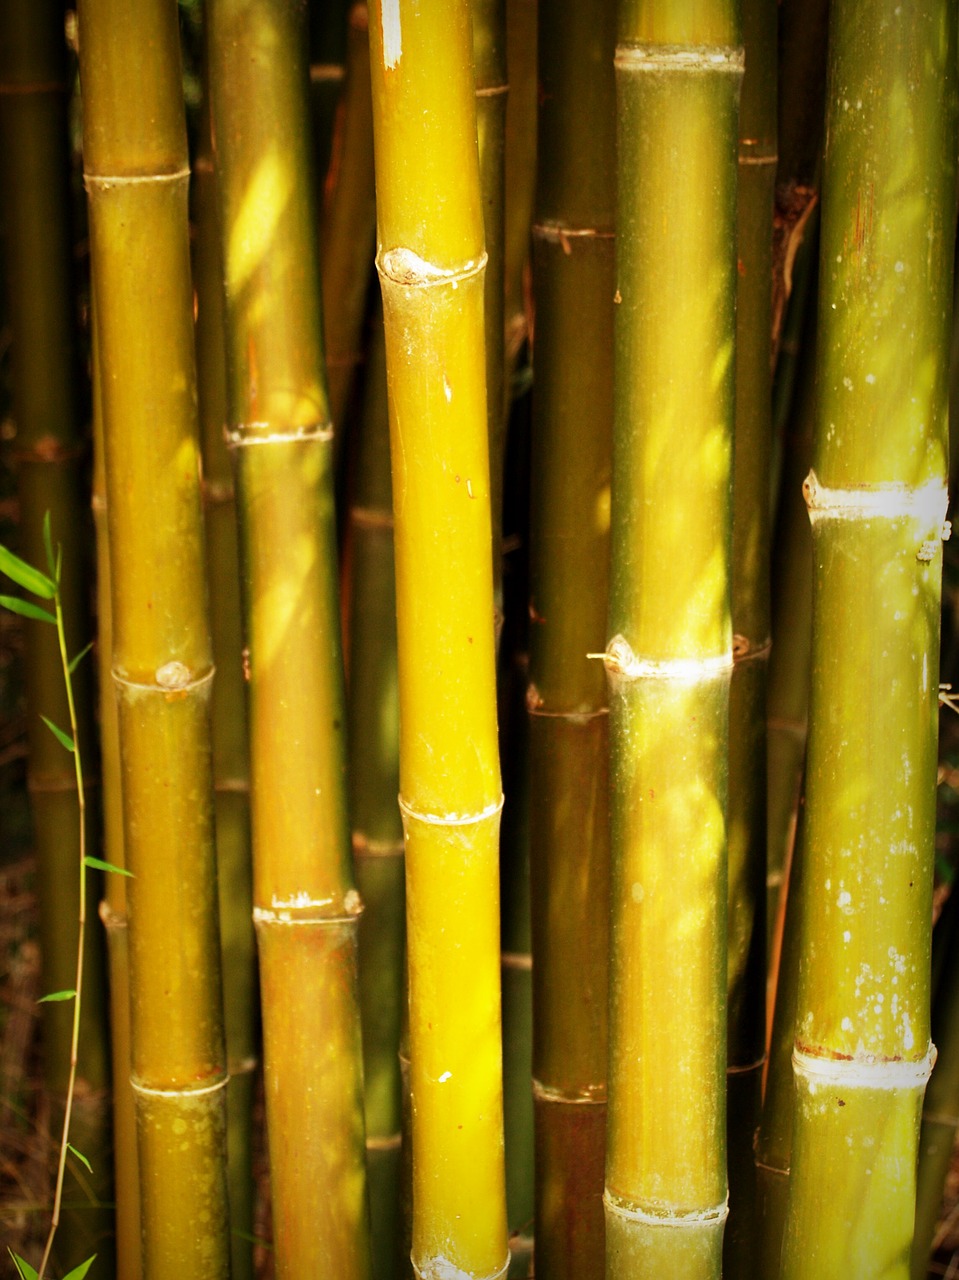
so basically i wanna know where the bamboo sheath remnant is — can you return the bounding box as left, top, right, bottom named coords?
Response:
left=369, top=2, right=509, bottom=1276
left=606, top=7, right=741, bottom=1275
left=779, top=3, right=957, bottom=1272
left=528, top=0, right=615, bottom=1275
left=207, top=1, right=372, bottom=1275
left=78, top=0, right=231, bottom=1273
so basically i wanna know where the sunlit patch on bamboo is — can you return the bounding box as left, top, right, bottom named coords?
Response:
left=226, top=150, right=294, bottom=291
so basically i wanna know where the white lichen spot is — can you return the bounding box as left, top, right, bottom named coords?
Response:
left=842, top=1016, right=853, bottom=1032
left=380, top=0, right=402, bottom=68
left=902, top=1012, right=915, bottom=1051
left=843, top=931, right=851, bottom=943
left=825, top=879, right=832, bottom=891
left=837, top=890, right=852, bottom=911
left=156, top=660, right=191, bottom=689
left=865, top=373, right=876, bottom=385
left=632, top=882, right=644, bottom=903
left=894, top=261, right=905, bottom=273
left=438, top=1071, right=452, bottom=1083
left=443, top=375, right=452, bottom=404
left=843, top=377, right=853, bottom=391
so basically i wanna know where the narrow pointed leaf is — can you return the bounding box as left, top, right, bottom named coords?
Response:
left=42, top=511, right=56, bottom=578
left=8, top=1252, right=39, bottom=1280
left=67, top=1143, right=93, bottom=1174
left=38, top=989, right=77, bottom=1003
left=0, top=544, right=56, bottom=598
left=84, top=855, right=133, bottom=878
left=62, top=1257, right=97, bottom=1280
left=68, top=641, right=95, bottom=674
left=40, top=714, right=75, bottom=753
left=0, top=595, right=56, bottom=624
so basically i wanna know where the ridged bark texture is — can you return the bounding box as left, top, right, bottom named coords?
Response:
left=206, top=1, right=372, bottom=1275
left=528, top=1, right=615, bottom=1276
left=605, top=4, right=742, bottom=1275
left=368, top=2, right=509, bottom=1275
left=780, top=3, right=958, bottom=1276
left=79, top=0, right=231, bottom=1273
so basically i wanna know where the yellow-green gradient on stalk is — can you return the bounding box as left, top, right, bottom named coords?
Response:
left=369, top=2, right=509, bottom=1275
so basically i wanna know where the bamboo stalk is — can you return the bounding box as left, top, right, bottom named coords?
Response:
left=91, top=299, right=142, bottom=1280
left=528, top=1, right=615, bottom=1275
left=779, top=3, right=958, bottom=1275
left=347, top=309, right=406, bottom=1280
left=723, top=3, right=776, bottom=1274
left=368, top=3, right=509, bottom=1275
left=194, top=71, right=257, bottom=1280
left=206, top=1, right=372, bottom=1275
left=322, top=3, right=377, bottom=444
left=0, top=3, right=112, bottom=1266
left=503, top=0, right=537, bottom=381
left=473, top=0, right=508, bottom=634
left=604, top=4, right=741, bottom=1274
left=310, top=0, right=352, bottom=203
left=78, top=0, right=231, bottom=1272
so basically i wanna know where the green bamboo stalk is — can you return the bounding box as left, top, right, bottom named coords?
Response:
left=528, top=1, right=615, bottom=1276
left=322, top=3, right=377, bottom=443
left=206, top=1, right=372, bottom=1275
left=368, top=2, right=508, bottom=1275
left=0, top=4, right=112, bottom=1266
left=78, top=0, right=231, bottom=1272
left=779, top=3, right=958, bottom=1275
left=347, top=308, right=405, bottom=1280
left=473, top=0, right=508, bottom=635
left=911, top=890, right=959, bottom=1279
left=194, top=71, right=257, bottom=1280
left=91, top=300, right=142, bottom=1280
left=498, top=647, right=534, bottom=1277
left=503, top=0, right=537, bottom=381
left=724, top=3, right=776, bottom=1274
left=604, top=4, right=741, bottom=1274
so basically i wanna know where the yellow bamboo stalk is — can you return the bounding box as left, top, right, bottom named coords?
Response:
left=368, top=3, right=509, bottom=1276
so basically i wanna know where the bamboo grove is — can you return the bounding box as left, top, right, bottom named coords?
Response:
left=0, top=0, right=957, bottom=1278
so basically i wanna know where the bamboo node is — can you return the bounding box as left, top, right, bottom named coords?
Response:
left=501, top=951, right=532, bottom=971
left=131, top=1075, right=228, bottom=1099
left=310, top=63, right=346, bottom=83
left=350, top=504, right=395, bottom=530
left=83, top=167, right=190, bottom=190
left=802, top=469, right=949, bottom=533
left=253, top=889, right=364, bottom=925
left=352, top=831, right=405, bottom=858
left=225, top=420, right=334, bottom=448
left=398, top=793, right=504, bottom=827
left=732, top=634, right=772, bottom=663
left=532, top=1078, right=606, bottom=1104
left=614, top=44, right=745, bottom=74
left=603, top=1189, right=729, bottom=1227
left=377, top=247, right=487, bottom=289
left=155, top=661, right=193, bottom=690
left=791, top=1042, right=936, bottom=1090
left=366, top=1131, right=402, bottom=1152
left=413, top=1253, right=510, bottom=1280
left=596, top=635, right=733, bottom=682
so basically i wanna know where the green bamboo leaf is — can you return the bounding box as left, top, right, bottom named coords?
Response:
left=84, top=855, right=133, bottom=878
left=38, top=989, right=76, bottom=1003
left=8, top=1251, right=38, bottom=1280
left=0, top=544, right=56, bottom=598
left=62, top=1257, right=97, bottom=1280
left=42, top=511, right=56, bottom=579
left=68, top=641, right=95, bottom=674
left=67, top=1143, right=93, bottom=1173
left=0, top=594, right=56, bottom=625
left=40, top=714, right=75, bottom=753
